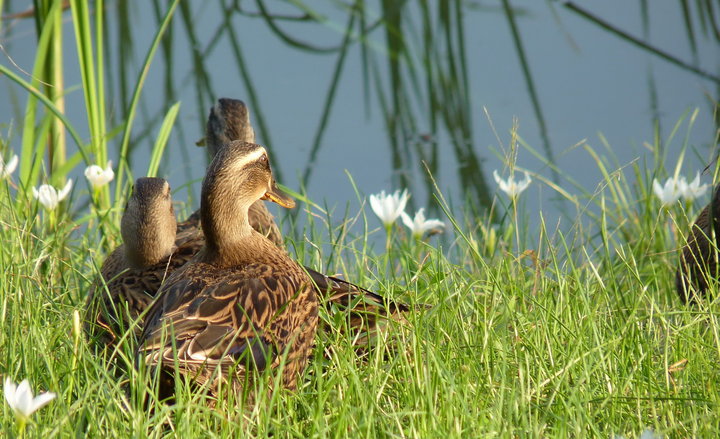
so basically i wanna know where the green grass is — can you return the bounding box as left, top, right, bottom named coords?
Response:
left=3, top=127, right=720, bottom=437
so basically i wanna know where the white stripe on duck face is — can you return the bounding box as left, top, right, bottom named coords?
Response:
left=230, top=146, right=266, bottom=172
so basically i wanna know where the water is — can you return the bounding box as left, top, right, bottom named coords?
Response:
left=1, top=1, right=718, bottom=246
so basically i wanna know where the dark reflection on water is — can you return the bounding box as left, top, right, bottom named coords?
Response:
left=0, top=1, right=718, bottom=244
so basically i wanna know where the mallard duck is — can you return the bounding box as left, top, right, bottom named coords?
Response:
left=138, top=141, right=318, bottom=398
left=85, top=178, right=201, bottom=346
left=677, top=184, right=720, bottom=303
left=190, top=98, right=413, bottom=347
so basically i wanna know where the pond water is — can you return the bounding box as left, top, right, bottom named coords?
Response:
left=1, top=1, right=718, bottom=246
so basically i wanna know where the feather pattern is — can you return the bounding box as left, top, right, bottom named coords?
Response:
left=86, top=99, right=415, bottom=353
left=140, top=251, right=317, bottom=392
left=85, top=239, right=200, bottom=345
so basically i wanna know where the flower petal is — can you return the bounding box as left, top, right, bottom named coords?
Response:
left=30, top=391, right=56, bottom=413
left=14, top=379, right=33, bottom=417
left=7, top=155, right=18, bottom=174
left=369, top=193, right=385, bottom=222
left=4, top=377, right=17, bottom=406
left=493, top=170, right=502, bottom=186
left=396, top=189, right=410, bottom=218
left=35, top=185, right=58, bottom=209
left=400, top=211, right=414, bottom=230
left=2, top=155, right=19, bottom=178
left=520, top=172, right=532, bottom=190
left=58, top=179, right=73, bottom=201
left=369, top=189, right=410, bottom=226
left=688, top=172, right=701, bottom=188
left=84, top=165, right=100, bottom=179
left=424, top=219, right=445, bottom=231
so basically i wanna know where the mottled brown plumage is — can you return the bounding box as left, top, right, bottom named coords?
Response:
left=186, top=98, right=413, bottom=347
left=85, top=178, right=202, bottom=346
left=677, top=184, right=720, bottom=303
left=138, top=141, right=318, bottom=398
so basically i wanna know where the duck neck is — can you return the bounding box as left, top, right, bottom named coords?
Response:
left=200, top=194, right=256, bottom=260
left=122, top=213, right=176, bottom=269
left=127, top=242, right=167, bottom=268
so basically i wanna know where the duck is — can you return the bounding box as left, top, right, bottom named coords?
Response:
left=85, top=178, right=201, bottom=346
left=189, top=98, right=414, bottom=348
left=138, top=141, right=318, bottom=398
left=676, top=184, right=720, bottom=303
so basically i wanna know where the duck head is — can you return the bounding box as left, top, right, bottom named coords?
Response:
left=121, top=177, right=177, bottom=268
left=204, top=98, right=255, bottom=158
left=200, top=141, right=294, bottom=248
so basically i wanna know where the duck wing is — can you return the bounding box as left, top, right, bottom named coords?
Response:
left=139, top=263, right=307, bottom=376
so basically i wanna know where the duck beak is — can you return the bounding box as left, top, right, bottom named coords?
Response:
left=195, top=137, right=206, bottom=146
left=262, top=181, right=295, bottom=208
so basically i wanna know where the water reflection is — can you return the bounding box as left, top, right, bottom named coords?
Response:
left=0, top=1, right=718, bottom=235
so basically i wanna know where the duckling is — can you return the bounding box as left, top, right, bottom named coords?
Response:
left=85, top=178, right=200, bottom=346
left=138, top=141, right=318, bottom=398
left=677, top=184, right=720, bottom=303
left=191, top=98, right=414, bottom=347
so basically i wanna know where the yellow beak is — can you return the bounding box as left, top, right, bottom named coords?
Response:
left=262, top=181, right=295, bottom=208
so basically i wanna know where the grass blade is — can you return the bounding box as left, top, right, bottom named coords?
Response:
left=147, top=102, right=180, bottom=178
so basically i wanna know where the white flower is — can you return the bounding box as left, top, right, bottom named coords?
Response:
left=639, top=429, right=661, bottom=439
left=3, top=377, right=56, bottom=421
left=400, top=208, right=445, bottom=238
left=84, top=161, right=114, bottom=188
left=1, top=154, right=18, bottom=179
left=493, top=170, right=532, bottom=199
left=32, top=180, right=73, bottom=210
left=652, top=177, right=685, bottom=205
left=614, top=428, right=663, bottom=439
left=681, top=172, right=709, bottom=200
left=369, top=189, right=410, bottom=227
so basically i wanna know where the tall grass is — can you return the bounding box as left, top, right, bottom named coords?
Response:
left=3, top=103, right=720, bottom=435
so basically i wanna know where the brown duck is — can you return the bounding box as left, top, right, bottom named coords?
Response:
left=138, top=141, right=317, bottom=398
left=85, top=178, right=201, bottom=346
left=677, top=184, right=720, bottom=303
left=191, top=98, right=413, bottom=346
